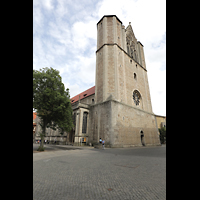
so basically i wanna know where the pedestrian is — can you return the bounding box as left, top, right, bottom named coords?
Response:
left=102, top=139, right=105, bottom=149
left=45, top=139, right=46, bottom=144
left=99, top=138, right=102, bottom=144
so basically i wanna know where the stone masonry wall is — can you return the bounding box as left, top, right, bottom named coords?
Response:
left=111, top=100, right=160, bottom=147
left=88, top=99, right=160, bottom=147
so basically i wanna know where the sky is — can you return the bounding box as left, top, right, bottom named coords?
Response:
left=33, top=0, right=166, bottom=116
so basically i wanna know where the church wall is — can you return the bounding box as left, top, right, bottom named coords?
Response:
left=142, top=70, right=153, bottom=113
left=123, top=52, right=153, bottom=113
left=115, top=18, right=122, bottom=48
left=97, top=19, right=103, bottom=50
left=88, top=99, right=160, bottom=147
left=80, top=94, right=95, bottom=105
left=107, top=45, right=115, bottom=97
left=106, top=17, right=114, bottom=44
left=88, top=100, right=112, bottom=144
left=95, top=48, right=104, bottom=103
left=110, top=100, right=160, bottom=147
left=117, top=48, right=126, bottom=103
left=136, top=42, right=143, bottom=67
left=138, top=42, right=146, bottom=69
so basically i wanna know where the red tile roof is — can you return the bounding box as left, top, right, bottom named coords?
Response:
left=70, top=86, right=95, bottom=104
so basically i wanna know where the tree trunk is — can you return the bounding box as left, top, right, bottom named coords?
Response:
left=40, top=134, right=44, bottom=148
left=40, top=119, right=46, bottom=148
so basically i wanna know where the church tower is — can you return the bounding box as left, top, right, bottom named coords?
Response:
left=89, top=15, right=160, bottom=147
left=95, top=15, right=152, bottom=113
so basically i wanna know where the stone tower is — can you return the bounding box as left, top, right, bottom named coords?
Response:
left=89, top=15, right=160, bottom=147
left=95, top=15, right=152, bottom=111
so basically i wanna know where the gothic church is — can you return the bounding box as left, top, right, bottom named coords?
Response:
left=35, top=15, right=161, bottom=147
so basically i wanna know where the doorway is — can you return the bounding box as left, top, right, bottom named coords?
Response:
left=140, top=131, right=145, bottom=146
left=69, top=129, right=75, bottom=144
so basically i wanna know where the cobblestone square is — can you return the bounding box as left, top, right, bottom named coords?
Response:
left=33, top=144, right=166, bottom=200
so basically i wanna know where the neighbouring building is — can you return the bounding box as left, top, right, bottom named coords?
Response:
left=155, top=115, right=166, bottom=129
left=33, top=112, right=37, bottom=142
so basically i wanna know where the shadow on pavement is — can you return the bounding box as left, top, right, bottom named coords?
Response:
left=33, top=144, right=83, bottom=153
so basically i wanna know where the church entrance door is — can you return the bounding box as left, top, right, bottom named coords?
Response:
left=69, top=130, right=75, bottom=144
left=140, top=131, right=145, bottom=146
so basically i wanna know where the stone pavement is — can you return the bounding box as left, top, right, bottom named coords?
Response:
left=33, top=145, right=166, bottom=200
left=33, top=143, right=87, bottom=153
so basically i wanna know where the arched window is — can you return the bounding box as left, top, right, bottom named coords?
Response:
left=140, top=130, right=145, bottom=146
left=127, top=43, right=130, bottom=55
left=133, top=90, right=141, bottom=106
left=130, top=42, right=135, bottom=58
left=134, top=73, right=137, bottom=80
left=82, top=112, right=88, bottom=133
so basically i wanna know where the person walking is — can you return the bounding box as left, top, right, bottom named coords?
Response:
left=102, top=139, right=105, bottom=149
left=99, top=138, right=102, bottom=144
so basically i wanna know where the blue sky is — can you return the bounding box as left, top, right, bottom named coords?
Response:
left=33, top=0, right=166, bottom=116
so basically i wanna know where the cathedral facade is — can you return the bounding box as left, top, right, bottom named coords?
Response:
left=70, top=15, right=160, bottom=147
left=35, top=15, right=161, bottom=147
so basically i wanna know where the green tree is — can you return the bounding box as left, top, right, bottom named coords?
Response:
left=159, top=127, right=166, bottom=144
left=33, top=67, right=73, bottom=150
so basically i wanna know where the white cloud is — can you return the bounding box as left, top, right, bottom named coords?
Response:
left=33, top=5, right=44, bottom=35
left=42, top=0, right=54, bottom=10
left=70, top=19, right=97, bottom=57
left=33, top=0, right=166, bottom=116
left=63, top=83, right=81, bottom=98
left=75, top=55, right=96, bottom=85
left=148, top=62, right=166, bottom=115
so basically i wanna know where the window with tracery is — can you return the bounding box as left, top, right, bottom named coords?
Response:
left=82, top=112, right=88, bottom=133
left=73, top=112, right=76, bottom=126
left=133, top=90, right=141, bottom=106
left=126, top=36, right=138, bottom=62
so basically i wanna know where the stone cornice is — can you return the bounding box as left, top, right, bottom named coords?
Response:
left=97, top=15, right=122, bottom=25
left=96, top=43, right=147, bottom=72
left=90, top=99, right=154, bottom=116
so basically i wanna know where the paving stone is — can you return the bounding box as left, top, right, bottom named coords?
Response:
left=33, top=145, right=166, bottom=200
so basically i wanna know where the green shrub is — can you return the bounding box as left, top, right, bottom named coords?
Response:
left=159, top=127, right=166, bottom=144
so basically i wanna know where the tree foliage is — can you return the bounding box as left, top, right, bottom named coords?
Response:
left=159, top=127, right=166, bottom=144
left=33, top=67, right=73, bottom=149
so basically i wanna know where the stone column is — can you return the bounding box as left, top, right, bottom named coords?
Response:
left=74, top=109, right=80, bottom=144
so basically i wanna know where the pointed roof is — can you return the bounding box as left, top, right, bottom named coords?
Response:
left=126, top=22, right=137, bottom=41
left=70, top=86, right=95, bottom=104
